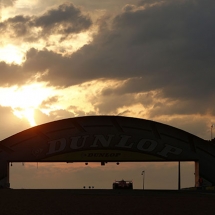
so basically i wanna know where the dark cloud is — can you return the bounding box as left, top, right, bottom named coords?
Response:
left=0, top=3, right=92, bottom=41
left=149, top=99, right=208, bottom=117
left=0, top=61, right=27, bottom=86
left=40, top=96, right=59, bottom=108
left=70, top=0, right=140, bottom=12
left=1, top=0, right=17, bottom=7
left=67, top=105, right=88, bottom=116
left=93, top=93, right=135, bottom=113
left=101, top=77, right=155, bottom=96
left=1, top=15, right=32, bottom=38
left=156, top=116, right=210, bottom=140
left=22, top=48, right=78, bottom=86
left=34, top=3, right=92, bottom=40
left=62, top=0, right=214, bottom=114
left=27, top=0, right=213, bottom=94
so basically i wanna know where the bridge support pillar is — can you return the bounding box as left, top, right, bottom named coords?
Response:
left=0, top=161, right=10, bottom=188
left=178, top=161, right=181, bottom=190
left=195, top=161, right=200, bottom=187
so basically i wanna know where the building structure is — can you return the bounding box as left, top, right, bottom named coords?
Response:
left=0, top=116, right=214, bottom=188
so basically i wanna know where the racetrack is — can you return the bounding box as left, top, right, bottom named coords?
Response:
left=1, top=189, right=215, bottom=215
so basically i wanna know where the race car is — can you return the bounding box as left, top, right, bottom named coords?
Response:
left=112, top=179, right=133, bottom=189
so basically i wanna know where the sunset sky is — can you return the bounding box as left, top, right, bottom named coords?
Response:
left=1, top=0, right=214, bottom=189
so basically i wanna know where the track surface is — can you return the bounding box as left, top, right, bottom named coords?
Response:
left=1, top=189, right=215, bottom=215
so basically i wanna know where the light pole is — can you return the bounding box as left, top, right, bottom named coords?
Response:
left=141, top=171, right=145, bottom=190
left=211, top=124, right=213, bottom=141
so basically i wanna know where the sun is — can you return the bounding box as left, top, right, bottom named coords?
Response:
left=0, top=83, right=55, bottom=127
left=0, top=44, right=24, bottom=65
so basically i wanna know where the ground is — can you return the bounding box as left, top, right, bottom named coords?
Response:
left=0, top=189, right=215, bottom=215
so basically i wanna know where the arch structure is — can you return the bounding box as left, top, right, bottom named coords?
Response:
left=0, top=116, right=215, bottom=188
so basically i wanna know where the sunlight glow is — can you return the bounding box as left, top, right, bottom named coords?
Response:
left=0, top=44, right=24, bottom=65
left=14, top=108, right=36, bottom=126
left=0, top=83, right=55, bottom=126
left=0, top=79, right=147, bottom=127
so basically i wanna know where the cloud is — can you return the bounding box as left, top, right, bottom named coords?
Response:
left=19, top=0, right=214, bottom=97
left=2, top=0, right=215, bottom=91
left=34, top=3, right=92, bottom=40
left=156, top=115, right=211, bottom=140
left=0, top=2, right=92, bottom=42
left=0, top=62, right=26, bottom=86
left=6, top=0, right=213, bottom=84
left=40, top=96, right=60, bottom=108
left=1, top=0, right=17, bottom=7
left=34, top=108, right=76, bottom=125
left=0, top=106, right=30, bottom=140
left=63, top=0, right=214, bottom=116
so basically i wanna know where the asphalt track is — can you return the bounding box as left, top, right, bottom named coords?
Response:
left=1, top=189, right=215, bottom=215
